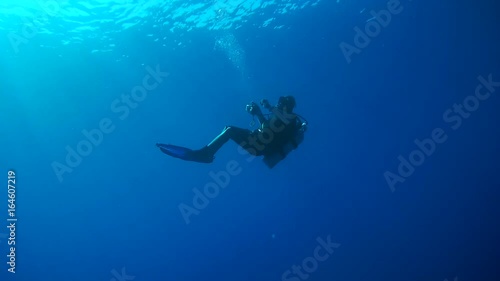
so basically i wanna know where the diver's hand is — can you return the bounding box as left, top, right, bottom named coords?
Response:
left=246, top=102, right=261, bottom=115
left=260, top=99, right=271, bottom=110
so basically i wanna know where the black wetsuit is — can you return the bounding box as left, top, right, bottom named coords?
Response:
left=218, top=112, right=298, bottom=157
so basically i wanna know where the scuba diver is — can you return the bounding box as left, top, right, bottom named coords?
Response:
left=156, top=95, right=307, bottom=168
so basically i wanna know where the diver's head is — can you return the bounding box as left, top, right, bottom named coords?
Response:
left=277, top=95, right=296, bottom=113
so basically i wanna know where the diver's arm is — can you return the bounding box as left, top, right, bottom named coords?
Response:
left=260, top=99, right=274, bottom=112
left=256, top=111, right=267, bottom=125
left=246, top=102, right=267, bottom=125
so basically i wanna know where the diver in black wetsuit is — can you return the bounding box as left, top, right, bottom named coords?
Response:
left=156, top=95, right=306, bottom=167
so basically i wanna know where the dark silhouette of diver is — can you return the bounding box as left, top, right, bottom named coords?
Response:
left=156, top=95, right=307, bottom=168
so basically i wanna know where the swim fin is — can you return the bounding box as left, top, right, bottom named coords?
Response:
left=156, top=143, right=214, bottom=163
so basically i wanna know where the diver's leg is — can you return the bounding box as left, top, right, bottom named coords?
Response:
left=205, top=126, right=232, bottom=152
left=157, top=127, right=260, bottom=163
left=225, top=127, right=268, bottom=156
left=203, top=126, right=252, bottom=155
left=195, top=125, right=262, bottom=157
left=226, top=127, right=265, bottom=156
left=192, top=126, right=264, bottom=162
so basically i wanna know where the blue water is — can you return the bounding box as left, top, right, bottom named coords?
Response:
left=1, top=0, right=499, bottom=280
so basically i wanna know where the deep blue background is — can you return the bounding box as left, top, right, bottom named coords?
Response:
left=1, top=0, right=499, bottom=280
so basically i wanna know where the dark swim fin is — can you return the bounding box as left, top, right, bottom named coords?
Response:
left=156, top=143, right=214, bottom=163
